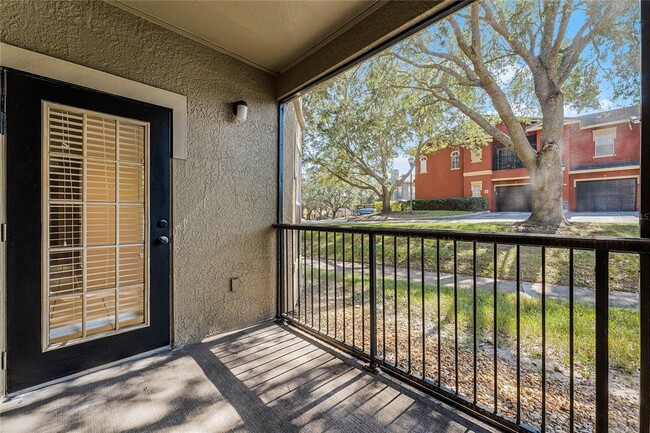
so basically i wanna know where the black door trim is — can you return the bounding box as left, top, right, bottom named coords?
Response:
left=4, top=68, right=172, bottom=393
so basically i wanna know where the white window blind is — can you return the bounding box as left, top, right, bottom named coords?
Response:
left=471, top=183, right=482, bottom=197
left=419, top=156, right=428, bottom=174
left=451, top=151, right=460, bottom=169
left=43, top=102, right=149, bottom=350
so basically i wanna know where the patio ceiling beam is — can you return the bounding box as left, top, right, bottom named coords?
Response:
left=276, top=0, right=465, bottom=101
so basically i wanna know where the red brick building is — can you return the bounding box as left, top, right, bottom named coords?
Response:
left=414, top=107, right=641, bottom=212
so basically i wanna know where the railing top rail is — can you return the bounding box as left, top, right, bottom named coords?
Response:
left=274, top=222, right=650, bottom=253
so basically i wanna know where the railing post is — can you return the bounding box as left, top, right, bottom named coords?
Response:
left=366, top=233, right=379, bottom=373
left=595, top=247, right=609, bottom=432
left=640, top=252, right=650, bottom=433
left=276, top=227, right=286, bottom=322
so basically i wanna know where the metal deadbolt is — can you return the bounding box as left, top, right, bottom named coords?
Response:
left=158, top=235, right=170, bottom=244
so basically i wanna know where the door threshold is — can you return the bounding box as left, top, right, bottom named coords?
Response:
left=3, top=345, right=172, bottom=401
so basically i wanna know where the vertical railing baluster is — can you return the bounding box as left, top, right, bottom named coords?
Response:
left=326, top=231, right=329, bottom=335
left=437, top=238, right=441, bottom=386
left=334, top=231, right=337, bottom=338
left=395, top=235, right=398, bottom=366
left=362, top=234, right=366, bottom=351
left=304, top=230, right=307, bottom=323
left=422, top=237, right=426, bottom=379
left=343, top=233, right=346, bottom=343
left=277, top=227, right=284, bottom=320
left=382, top=235, right=386, bottom=361
left=454, top=240, right=458, bottom=393
left=569, top=248, right=575, bottom=433
left=368, top=233, right=378, bottom=372
left=311, top=230, right=315, bottom=328
left=318, top=230, right=321, bottom=331
left=493, top=242, right=498, bottom=413
left=292, top=230, right=296, bottom=320
left=407, top=236, right=412, bottom=373
left=516, top=244, right=521, bottom=424
left=639, top=251, right=650, bottom=433
left=473, top=240, right=477, bottom=404
left=595, top=247, right=609, bottom=432
left=352, top=233, right=356, bottom=347
left=285, top=229, right=290, bottom=316
left=541, top=246, right=547, bottom=433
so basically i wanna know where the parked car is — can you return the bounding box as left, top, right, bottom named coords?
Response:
left=355, top=208, right=376, bottom=216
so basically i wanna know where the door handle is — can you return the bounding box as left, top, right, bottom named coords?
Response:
left=157, top=235, right=170, bottom=245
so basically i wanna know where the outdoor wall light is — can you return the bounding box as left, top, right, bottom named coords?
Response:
left=232, top=100, right=248, bottom=122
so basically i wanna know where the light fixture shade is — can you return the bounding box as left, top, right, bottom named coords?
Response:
left=233, top=101, right=248, bottom=122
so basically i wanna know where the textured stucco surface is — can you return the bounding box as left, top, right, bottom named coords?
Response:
left=1, top=0, right=279, bottom=345
left=277, top=0, right=448, bottom=99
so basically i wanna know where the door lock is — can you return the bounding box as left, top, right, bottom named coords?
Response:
left=158, top=219, right=168, bottom=228
left=158, top=235, right=170, bottom=244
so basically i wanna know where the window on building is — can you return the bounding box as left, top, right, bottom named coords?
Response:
left=495, top=146, right=525, bottom=170
left=450, top=151, right=460, bottom=169
left=470, top=148, right=482, bottom=163
left=419, top=156, right=428, bottom=173
left=593, top=128, right=616, bottom=157
left=471, top=182, right=482, bottom=197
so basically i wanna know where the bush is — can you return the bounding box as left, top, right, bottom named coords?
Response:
left=374, top=197, right=486, bottom=213
left=374, top=200, right=410, bottom=212
left=412, top=197, right=487, bottom=212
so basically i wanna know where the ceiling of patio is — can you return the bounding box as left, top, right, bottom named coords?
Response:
left=111, top=0, right=383, bottom=75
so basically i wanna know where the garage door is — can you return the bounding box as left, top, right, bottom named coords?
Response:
left=496, top=185, right=533, bottom=212
left=495, top=185, right=532, bottom=212
left=576, top=178, right=637, bottom=212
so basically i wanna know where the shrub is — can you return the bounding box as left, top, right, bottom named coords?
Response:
left=374, top=197, right=486, bottom=212
left=374, top=200, right=410, bottom=212
left=412, top=197, right=487, bottom=212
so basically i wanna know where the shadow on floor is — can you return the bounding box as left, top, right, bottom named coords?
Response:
left=0, top=321, right=497, bottom=432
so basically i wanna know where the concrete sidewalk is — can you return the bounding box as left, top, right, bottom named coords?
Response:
left=309, top=258, right=639, bottom=309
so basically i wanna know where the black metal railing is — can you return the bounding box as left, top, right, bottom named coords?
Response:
left=274, top=223, right=650, bottom=433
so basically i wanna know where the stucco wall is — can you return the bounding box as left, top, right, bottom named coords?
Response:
left=1, top=0, right=279, bottom=345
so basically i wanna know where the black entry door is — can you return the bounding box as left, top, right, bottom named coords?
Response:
left=576, top=178, right=637, bottom=211
left=4, top=69, right=171, bottom=393
left=495, top=185, right=532, bottom=212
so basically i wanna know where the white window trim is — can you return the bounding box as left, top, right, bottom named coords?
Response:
left=419, top=156, right=428, bottom=174
left=592, top=127, right=617, bottom=158
left=450, top=151, right=460, bottom=170
left=0, top=43, right=188, bottom=159
left=470, top=181, right=483, bottom=197
left=470, top=148, right=482, bottom=163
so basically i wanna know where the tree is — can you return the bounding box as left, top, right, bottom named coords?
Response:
left=302, top=56, right=467, bottom=212
left=301, top=169, right=366, bottom=219
left=392, top=0, right=639, bottom=227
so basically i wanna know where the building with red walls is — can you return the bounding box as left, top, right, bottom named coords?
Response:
left=414, top=107, right=641, bottom=212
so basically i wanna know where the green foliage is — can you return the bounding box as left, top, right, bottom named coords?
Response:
left=373, top=200, right=410, bottom=212
left=302, top=167, right=367, bottom=219
left=411, top=197, right=487, bottom=212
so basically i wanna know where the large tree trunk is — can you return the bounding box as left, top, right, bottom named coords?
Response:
left=524, top=86, right=567, bottom=228
left=381, top=185, right=391, bottom=212
left=528, top=154, right=565, bottom=227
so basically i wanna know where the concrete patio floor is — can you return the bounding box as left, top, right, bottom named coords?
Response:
left=0, top=321, right=497, bottom=433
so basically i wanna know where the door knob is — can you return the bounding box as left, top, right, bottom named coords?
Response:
left=158, top=235, right=170, bottom=244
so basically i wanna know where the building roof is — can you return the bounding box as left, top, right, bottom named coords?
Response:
left=570, top=105, right=640, bottom=128
left=526, top=105, right=640, bottom=132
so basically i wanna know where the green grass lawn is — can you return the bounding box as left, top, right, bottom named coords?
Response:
left=296, top=271, right=640, bottom=375
left=298, top=222, right=641, bottom=292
